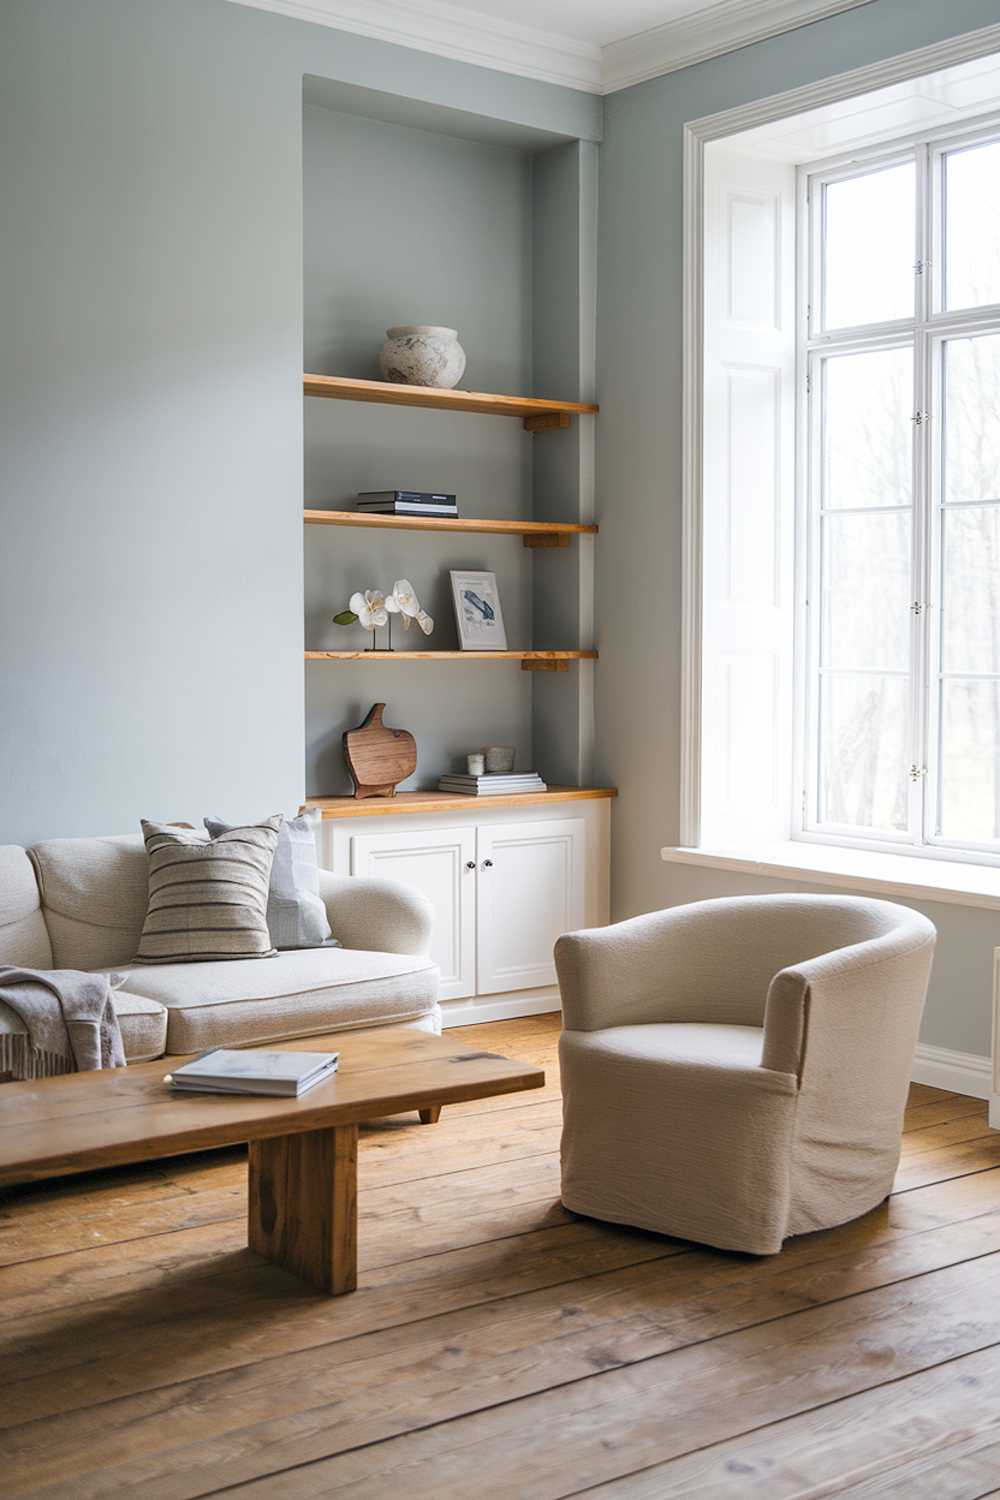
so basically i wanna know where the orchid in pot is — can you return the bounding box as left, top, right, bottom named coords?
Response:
left=334, top=581, right=433, bottom=650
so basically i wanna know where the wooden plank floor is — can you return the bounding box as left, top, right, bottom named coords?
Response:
left=1, top=1013, right=999, bottom=1498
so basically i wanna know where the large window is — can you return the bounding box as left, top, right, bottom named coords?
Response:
left=801, top=125, right=1000, bottom=860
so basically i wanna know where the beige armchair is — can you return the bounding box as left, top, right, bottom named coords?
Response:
left=555, top=894, right=936, bottom=1255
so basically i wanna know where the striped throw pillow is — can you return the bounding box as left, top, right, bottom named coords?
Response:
left=134, top=817, right=282, bottom=965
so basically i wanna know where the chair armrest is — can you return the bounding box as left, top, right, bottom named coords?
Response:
left=762, top=914, right=936, bottom=1079
left=555, top=907, right=700, bottom=1032
left=317, top=870, right=433, bottom=956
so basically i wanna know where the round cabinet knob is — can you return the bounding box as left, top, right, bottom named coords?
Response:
left=481, top=858, right=494, bottom=870
left=465, top=861, right=476, bottom=871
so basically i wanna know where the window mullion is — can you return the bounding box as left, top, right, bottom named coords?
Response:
left=803, top=344, right=822, bottom=830
left=911, top=144, right=933, bottom=847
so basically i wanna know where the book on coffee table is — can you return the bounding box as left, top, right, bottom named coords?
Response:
left=164, top=1048, right=340, bottom=1098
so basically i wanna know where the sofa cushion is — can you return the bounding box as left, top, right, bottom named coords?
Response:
left=29, top=835, right=149, bottom=970
left=0, top=846, right=53, bottom=969
left=117, top=947, right=440, bottom=1052
left=0, top=990, right=167, bottom=1067
left=114, top=991, right=169, bottom=1062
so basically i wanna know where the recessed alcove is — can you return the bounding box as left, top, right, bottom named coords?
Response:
left=302, top=75, right=597, bottom=797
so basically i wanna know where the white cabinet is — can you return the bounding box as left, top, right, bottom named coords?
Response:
left=351, top=825, right=476, bottom=1002
left=476, top=820, right=584, bottom=994
left=348, top=816, right=586, bottom=1007
left=320, top=798, right=609, bottom=1023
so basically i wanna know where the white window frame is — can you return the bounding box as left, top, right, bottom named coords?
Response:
left=678, top=20, right=1000, bottom=858
left=795, top=112, right=1000, bottom=867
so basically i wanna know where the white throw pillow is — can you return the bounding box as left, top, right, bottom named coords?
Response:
left=204, top=809, right=333, bottom=951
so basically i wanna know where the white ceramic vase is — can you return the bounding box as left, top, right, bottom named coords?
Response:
left=379, top=325, right=466, bottom=389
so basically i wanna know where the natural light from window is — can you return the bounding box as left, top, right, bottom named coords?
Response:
left=806, top=128, right=1000, bottom=857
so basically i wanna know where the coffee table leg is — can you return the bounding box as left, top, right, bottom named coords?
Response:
left=248, top=1123, right=358, bottom=1294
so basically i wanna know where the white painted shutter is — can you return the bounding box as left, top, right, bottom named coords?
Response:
left=701, top=145, right=797, bottom=847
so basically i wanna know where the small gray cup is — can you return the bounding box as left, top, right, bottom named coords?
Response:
left=484, top=746, right=516, bottom=773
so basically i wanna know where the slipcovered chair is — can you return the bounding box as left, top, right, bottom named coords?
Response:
left=555, top=894, right=936, bottom=1255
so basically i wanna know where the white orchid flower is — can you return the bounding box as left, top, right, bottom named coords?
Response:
left=387, top=579, right=420, bottom=618
left=348, top=589, right=388, bottom=630
left=387, top=579, right=433, bottom=633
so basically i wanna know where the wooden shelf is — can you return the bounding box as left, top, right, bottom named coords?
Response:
left=305, top=787, right=617, bottom=819
left=305, top=650, right=597, bottom=673
left=304, top=509, right=596, bottom=549
left=303, top=374, right=598, bottom=431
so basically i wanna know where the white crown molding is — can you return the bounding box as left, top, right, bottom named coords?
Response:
left=602, top=0, right=874, bottom=93
left=227, top=0, right=603, bottom=93
left=685, top=18, right=1000, bottom=139
left=227, top=0, right=879, bottom=97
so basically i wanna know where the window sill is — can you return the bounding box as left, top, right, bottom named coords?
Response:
left=660, top=841, right=1000, bottom=913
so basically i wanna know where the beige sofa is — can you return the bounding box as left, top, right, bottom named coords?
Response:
left=0, top=835, right=440, bottom=1068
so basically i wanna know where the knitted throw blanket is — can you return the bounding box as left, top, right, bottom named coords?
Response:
left=0, top=968, right=127, bottom=1079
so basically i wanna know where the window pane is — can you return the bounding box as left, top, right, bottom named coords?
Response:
left=823, top=511, right=911, bottom=671
left=819, top=673, right=909, bottom=832
left=823, top=162, right=915, bottom=329
left=943, top=334, right=1000, bottom=505
left=941, top=505, right=1000, bottom=675
left=938, top=679, right=1000, bottom=844
left=945, top=139, right=1000, bottom=312
left=824, top=347, right=913, bottom=510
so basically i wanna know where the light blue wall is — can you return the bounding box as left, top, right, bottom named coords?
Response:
left=5, top=0, right=999, bottom=1056
left=597, top=0, right=1000, bottom=1056
left=302, top=102, right=534, bottom=794
left=0, top=0, right=598, bottom=844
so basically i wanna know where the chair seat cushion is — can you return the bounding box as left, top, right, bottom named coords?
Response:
left=585, top=1022, right=764, bottom=1070
left=114, top=947, right=439, bottom=1052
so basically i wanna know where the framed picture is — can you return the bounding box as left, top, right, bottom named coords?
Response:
left=450, top=570, right=508, bottom=651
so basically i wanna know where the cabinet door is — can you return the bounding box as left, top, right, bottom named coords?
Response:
left=350, top=826, right=476, bottom=1002
left=475, top=818, right=585, bottom=995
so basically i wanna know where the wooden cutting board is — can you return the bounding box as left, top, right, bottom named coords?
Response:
left=342, top=703, right=417, bottom=799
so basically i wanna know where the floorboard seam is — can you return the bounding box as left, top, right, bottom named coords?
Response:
left=557, top=1335, right=1000, bottom=1498
left=136, top=1246, right=1000, bottom=1499
left=191, top=1327, right=1000, bottom=1500
left=0, top=1243, right=694, bottom=1415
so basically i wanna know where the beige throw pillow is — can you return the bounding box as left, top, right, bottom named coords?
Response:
left=133, top=817, right=282, bottom=965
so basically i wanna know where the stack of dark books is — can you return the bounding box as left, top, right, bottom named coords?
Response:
left=357, top=490, right=458, bottom=518
left=438, top=772, right=547, bottom=797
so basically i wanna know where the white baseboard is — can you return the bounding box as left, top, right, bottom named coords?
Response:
left=440, top=987, right=561, bottom=1028
left=911, top=1041, right=992, bottom=1101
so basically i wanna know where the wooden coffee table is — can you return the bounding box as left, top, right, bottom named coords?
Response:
left=0, top=1027, right=544, bottom=1295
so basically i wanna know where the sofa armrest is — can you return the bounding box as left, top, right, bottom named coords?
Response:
left=317, top=870, right=433, bottom=956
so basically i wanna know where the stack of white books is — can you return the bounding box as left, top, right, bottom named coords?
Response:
left=164, top=1048, right=340, bottom=1098
left=438, top=772, right=547, bottom=796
